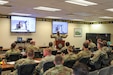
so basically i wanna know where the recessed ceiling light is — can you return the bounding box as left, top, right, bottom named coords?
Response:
left=71, top=19, right=84, bottom=21
left=0, top=0, right=8, bottom=5
left=65, top=0, right=97, bottom=6
left=33, top=6, right=61, bottom=12
left=99, top=16, right=113, bottom=19
left=45, top=16, right=61, bottom=19
left=106, top=8, right=113, bottom=12
left=9, top=12, right=32, bottom=16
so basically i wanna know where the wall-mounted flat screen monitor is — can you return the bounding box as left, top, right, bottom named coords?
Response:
left=11, top=16, right=36, bottom=33
left=52, top=21, right=68, bottom=34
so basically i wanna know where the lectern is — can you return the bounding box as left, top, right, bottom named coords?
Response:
left=55, top=40, right=65, bottom=49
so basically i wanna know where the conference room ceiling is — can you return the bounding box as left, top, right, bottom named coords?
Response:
left=0, top=0, right=113, bottom=22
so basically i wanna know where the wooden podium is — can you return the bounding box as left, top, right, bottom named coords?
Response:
left=55, top=40, right=65, bottom=49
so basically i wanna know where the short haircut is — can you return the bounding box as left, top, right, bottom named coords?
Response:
left=83, top=42, right=88, bottom=48
left=55, top=55, right=63, bottom=65
left=66, top=42, right=70, bottom=46
left=11, top=42, right=16, bottom=49
left=72, top=62, right=89, bottom=75
left=26, top=48, right=34, bottom=57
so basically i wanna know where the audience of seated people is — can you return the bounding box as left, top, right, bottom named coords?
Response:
left=2, top=38, right=113, bottom=75
left=5, top=42, right=21, bottom=57
left=11, top=48, right=35, bottom=75
left=34, top=48, right=55, bottom=75
left=43, top=55, right=73, bottom=75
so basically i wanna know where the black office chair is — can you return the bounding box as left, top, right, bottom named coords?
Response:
left=98, top=66, right=110, bottom=75
left=62, top=49, right=68, bottom=54
left=17, top=63, right=37, bottom=75
left=79, top=57, right=90, bottom=65
left=63, top=60, right=76, bottom=68
left=0, top=68, right=1, bottom=75
left=6, top=54, right=22, bottom=62
left=51, top=50, right=57, bottom=55
left=43, top=61, right=55, bottom=72
left=34, top=52, right=43, bottom=58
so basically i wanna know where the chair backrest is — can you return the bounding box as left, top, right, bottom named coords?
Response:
left=43, top=61, right=55, bottom=72
left=98, top=66, right=110, bottom=75
left=17, top=63, right=37, bottom=75
left=62, top=49, right=68, bottom=54
left=79, top=57, right=90, bottom=65
left=34, top=52, right=43, bottom=58
left=51, top=50, right=57, bottom=55
left=109, top=66, right=113, bottom=75
left=63, top=60, right=76, bottom=68
left=89, top=70, right=98, bottom=75
left=6, top=54, right=22, bottom=62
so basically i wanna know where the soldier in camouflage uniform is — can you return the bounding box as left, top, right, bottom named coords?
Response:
left=43, top=55, right=73, bottom=75
left=5, top=42, right=21, bottom=57
left=11, top=48, right=35, bottom=75
left=75, top=42, right=92, bottom=60
left=63, top=46, right=76, bottom=61
left=26, top=40, right=40, bottom=52
left=34, top=48, right=55, bottom=75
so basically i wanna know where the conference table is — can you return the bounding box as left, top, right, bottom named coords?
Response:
left=1, top=58, right=42, bottom=71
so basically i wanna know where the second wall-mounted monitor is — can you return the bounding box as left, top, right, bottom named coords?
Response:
left=52, top=21, right=68, bottom=34
left=10, top=16, right=36, bottom=33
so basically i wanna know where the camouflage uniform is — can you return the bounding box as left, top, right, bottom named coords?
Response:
left=75, top=50, right=92, bottom=60
left=63, top=52, right=76, bottom=61
left=27, top=44, right=39, bottom=52
left=34, top=55, right=55, bottom=75
left=5, top=49, right=21, bottom=57
left=90, top=49, right=108, bottom=63
left=43, top=65, right=73, bottom=75
left=102, top=46, right=112, bottom=52
left=12, top=58, right=35, bottom=75
left=88, top=42, right=96, bottom=48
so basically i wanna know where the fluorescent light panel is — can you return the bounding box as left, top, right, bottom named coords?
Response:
left=71, top=19, right=84, bottom=21
left=65, top=0, right=97, bottom=6
left=9, top=12, right=32, bottom=16
left=106, top=8, right=113, bottom=12
left=99, top=16, right=113, bottom=19
left=45, top=16, right=61, bottom=19
left=33, top=6, right=61, bottom=11
left=0, top=0, right=8, bottom=5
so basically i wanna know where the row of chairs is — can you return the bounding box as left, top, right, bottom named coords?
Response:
left=89, top=65, right=113, bottom=75
left=43, top=59, right=76, bottom=72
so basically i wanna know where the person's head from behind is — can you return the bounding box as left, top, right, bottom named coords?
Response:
left=43, top=48, right=52, bottom=57
left=30, top=40, right=36, bottom=45
left=83, top=42, right=88, bottom=49
left=26, top=48, right=34, bottom=59
left=11, top=42, right=16, bottom=49
left=49, top=42, right=53, bottom=47
left=66, top=42, right=70, bottom=47
left=54, top=55, right=64, bottom=65
left=72, top=61, right=89, bottom=75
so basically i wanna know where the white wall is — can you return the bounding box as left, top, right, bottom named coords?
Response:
left=0, top=18, right=90, bottom=48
